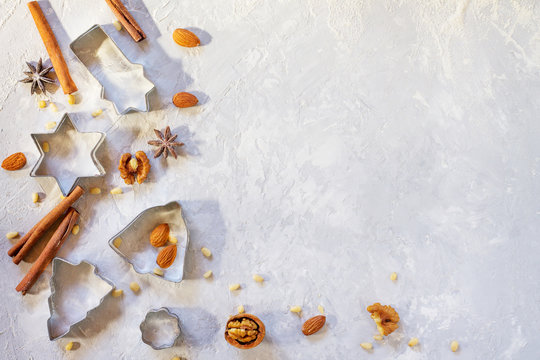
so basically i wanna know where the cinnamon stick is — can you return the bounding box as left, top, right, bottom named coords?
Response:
left=104, top=0, right=146, bottom=42
left=28, top=1, right=78, bottom=94
left=16, top=207, right=79, bottom=295
left=8, top=186, right=84, bottom=264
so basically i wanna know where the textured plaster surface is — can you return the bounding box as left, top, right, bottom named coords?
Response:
left=0, top=0, right=540, bottom=359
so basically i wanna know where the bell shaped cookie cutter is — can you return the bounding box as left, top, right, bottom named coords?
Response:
left=108, top=201, right=189, bottom=283
left=70, top=24, right=154, bottom=114
left=47, top=258, right=114, bottom=340
left=140, top=307, right=181, bottom=350
left=30, top=113, right=105, bottom=196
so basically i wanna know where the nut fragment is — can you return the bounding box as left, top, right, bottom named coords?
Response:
left=32, top=192, right=39, bottom=203
left=110, top=187, right=123, bottom=195
left=172, top=28, right=201, bottom=47
left=290, top=306, right=302, bottom=313
left=169, top=235, right=178, bottom=244
left=45, top=121, right=57, bottom=130
left=154, top=268, right=164, bottom=276
left=128, top=157, right=138, bottom=172
left=203, top=270, right=213, bottom=279
left=390, top=272, right=397, bottom=281
left=2, top=152, right=27, bottom=171
left=113, top=237, right=122, bottom=248
left=302, top=315, right=326, bottom=336
left=360, top=342, right=373, bottom=350
left=118, top=153, right=135, bottom=185
left=172, top=92, right=198, bottom=108
left=408, top=337, right=419, bottom=347
left=42, top=142, right=50, bottom=152
left=225, top=313, right=265, bottom=349
left=129, top=282, right=140, bottom=292
left=38, top=100, right=47, bottom=108
left=135, top=151, right=150, bottom=184
left=65, top=341, right=73, bottom=351
left=229, top=283, right=241, bottom=291
left=91, top=109, right=103, bottom=117
left=71, top=224, right=80, bottom=235
left=89, top=187, right=101, bottom=194
left=201, top=247, right=212, bottom=257
left=157, top=245, right=177, bottom=268
left=237, top=305, right=245, bottom=314
left=113, top=20, right=122, bottom=31
left=111, top=289, right=123, bottom=297
left=451, top=340, right=459, bottom=352
left=49, top=103, right=58, bottom=112
left=67, top=94, right=76, bottom=105
left=367, top=303, right=400, bottom=336
left=6, top=231, right=19, bottom=239
left=150, top=223, right=170, bottom=247
left=252, top=274, right=264, bottom=283
left=318, top=305, right=325, bottom=314
left=373, top=334, right=383, bottom=341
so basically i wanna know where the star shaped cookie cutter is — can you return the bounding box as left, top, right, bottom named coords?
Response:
left=30, top=113, right=105, bottom=196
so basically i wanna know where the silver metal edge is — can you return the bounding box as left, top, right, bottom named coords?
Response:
left=29, top=113, right=106, bottom=196
left=69, top=24, right=155, bottom=115
left=46, top=257, right=115, bottom=341
left=139, top=307, right=181, bottom=350
left=107, top=201, right=190, bottom=283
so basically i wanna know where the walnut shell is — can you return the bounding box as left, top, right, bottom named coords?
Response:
left=225, top=313, right=265, bottom=349
left=150, top=223, right=169, bottom=247
left=157, top=245, right=177, bottom=268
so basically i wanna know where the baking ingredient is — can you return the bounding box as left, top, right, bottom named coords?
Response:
left=110, top=187, right=123, bottom=195
left=135, top=151, right=150, bottom=184
left=8, top=186, right=84, bottom=263
left=45, top=121, right=56, bottom=129
left=153, top=268, right=164, bottom=276
left=113, top=20, right=122, bottom=31
left=112, top=289, right=123, bottom=297
left=118, top=151, right=151, bottom=185
left=2, top=152, right=27, bottom=171
left=150, top=223, right=170, bottom=247
left=201, top=247, right=212, bottom=257
left=373, top=334, right=383, bottom=341
left=65, top=341, right=73, bottom=351
left=169, top=235, right=178, bottom=244
left=229, top=283, right=240, bottom=291
left=408, top=337, right=419, bottom=346
left=252, top=274, right=264, bottom=283
left=129, top=282, right=140, bottom=292
left=390, top=272, right=397, bottom=281
left=118, top=153, right=135, bottom=185
left=16, top=208, right=79, bottom=294
left=49, top=103, right=58, bottom=112
left=238, top=305, right=245, bottom=314
left=71, top=224, right=80, bottom=235
left=113, top=237, right=122, bottom=248
left=67, top=94, right=76, bottom=105
left=27, top=2, right=77, bottom=94
left=173, top=28, right=200, bottom=47
left=451, top=340, right=459, bottom=352
left=360, top=343, right=373, bottom=350
left=203, top=270, right=213, bottom=278
left=91, top=109, right=103, bottom=117
left=172, top=92, right=198, bottom=108
left=89, top=187, right=101, bottom=194
left=225, top=314, right=265, bottom=349
left=38, top=100, right=47, bottom=108
left=128, top=158, right=138, bottom=172
left=318, top=305, right=325, bottom=314
left=148, top=126, right=184, bottom=159
left=19, top=58, right=54, bottom=95
left=302, top=315, right=326, bottom=336
left=157, top=245, right=177, bottom=268
left=290, top=306, right=302, bottom=313
left=32, top=193, right=39, bottom=203
left=42, top=142, right=50, bottom=152
left=367, top=303, right=400, bottom=336
left=104, top=0, right=146, bottom=42
left=6, top=232, right=19, bottom=239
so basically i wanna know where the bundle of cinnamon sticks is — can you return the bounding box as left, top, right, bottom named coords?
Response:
left=8, top=186, right=84, bottom=295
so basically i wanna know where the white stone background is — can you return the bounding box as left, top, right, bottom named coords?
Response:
left=0, top=0, right=539, bottom=359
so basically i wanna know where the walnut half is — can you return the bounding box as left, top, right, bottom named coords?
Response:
left=118, top=151, right=151, bottom=185
left=225, top=313, right=265, bottom=349
left=367, top=303, right=400, bottom=336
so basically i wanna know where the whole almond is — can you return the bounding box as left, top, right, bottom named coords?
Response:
left=150, top=223, right=170, bottom=247
left=173, top=92, right=198, bottom=108
left=173, top=28, right=200, bottom=47
left=2, top=152, right=26, bottom=171
left=157, top=245, right=177, bottom=268
left=302, top=315, right=326, bottom=336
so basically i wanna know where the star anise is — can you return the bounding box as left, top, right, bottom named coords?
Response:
left=148, top=126, right=184, bottom=159
left=19, top=58, right=55, bottom=95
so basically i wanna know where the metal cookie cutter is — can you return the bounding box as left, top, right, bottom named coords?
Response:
left=70, top=24, right=155, bottom=114
left=140, top=307, right=181, bottom=350
left=47, top=258, right=114, bottom=340
left=30, top=113, right=105, bottom=196
left=108, top=201, right=189, bottom=283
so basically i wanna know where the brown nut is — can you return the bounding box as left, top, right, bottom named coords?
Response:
left=225, top=313, right=265, bottom=349
left=157, top=245, right=177, bottom=268
left=367, top=303, right=400, bottom=336
left=135, top=151, right=150, bottom=184
left=150, top=223, right=170, bottom=247
left=172, top=28, right=200, bottom=47
left=302, top=315, right=326, bottom=336
left=2, top=152, right=26, bottom=171
left=172, top=92, right=198, bottom=108
left=118, top=153, right=135, bottom=185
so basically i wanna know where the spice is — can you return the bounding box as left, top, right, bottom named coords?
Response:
left=148, top=126, right=184, bottom=159
left=19, top=58, right=54, bottom=95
